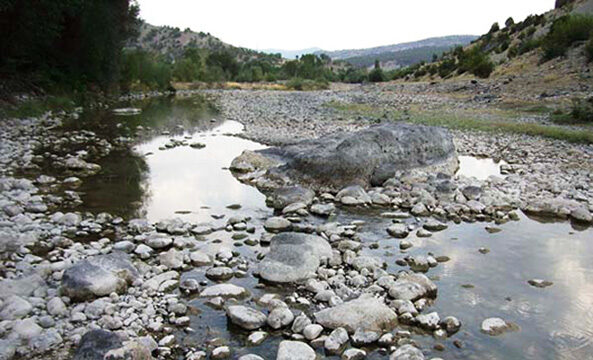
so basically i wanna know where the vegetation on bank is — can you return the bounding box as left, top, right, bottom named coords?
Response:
left=0, top=0, right=139, bottom=94
left=324, top=100, right=593, bottom=144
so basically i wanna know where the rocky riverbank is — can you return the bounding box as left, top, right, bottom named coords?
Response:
left=0, top=83, right=592, bottom=360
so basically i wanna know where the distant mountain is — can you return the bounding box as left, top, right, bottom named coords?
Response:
left=128, top=22, right=280, bottom=63
left=315, top=35, right=478, bottom=69
left=261, top=48, right=323, bottom=59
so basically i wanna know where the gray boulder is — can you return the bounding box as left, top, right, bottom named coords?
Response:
left=256, top=123, right=457, bottom=190
left=61, top=252, right=138, bottom=301
left=226, top=305, right=267, bottom=330
left=314, top=294, right=398, bottom=333
left=73, top=329, right=123, bottom=360
left=276, top=340, right=316, bottom=360
left=257, top=233, right=332, bottom=283
left=267, top=186, right=315, bottom=210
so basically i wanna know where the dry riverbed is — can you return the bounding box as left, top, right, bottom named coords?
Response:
left=0, top=82, right=592, bottom=360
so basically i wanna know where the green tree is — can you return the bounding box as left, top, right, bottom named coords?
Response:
left=368, top=60, right=386, bottom=82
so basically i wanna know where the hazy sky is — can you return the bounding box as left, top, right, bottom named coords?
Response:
left=138, top=0, right=556, bottom=51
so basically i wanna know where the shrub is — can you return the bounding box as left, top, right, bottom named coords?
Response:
left=489, top=22, right=500, bottom=33
left=542, top=15, right=593, bottom=60
left=571, top=97, right=593, bottom=122
left=285, top=78, right=329, bottom=91
left=368, top=60, right=386, bottom=82
left=505, top=17, right=515, bottom=28
left=457, top=48, right=495, bottom=78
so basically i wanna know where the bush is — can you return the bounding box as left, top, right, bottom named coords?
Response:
left=571, top=97, right=593, bottom=122
left=285, top=78, right=329, bottom=91
left=458, top=48, right=495, bottom=78
left=368, top=60, right=386, bottom=82
left=542, top=15, right=593, bottom=60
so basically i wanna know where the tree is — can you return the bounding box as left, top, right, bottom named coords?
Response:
left=368, top=60, right=385, bottom=82
left=505, top=17, right=515, bottom=28
left=0, top=0, right=139, bottom=91
left=489, top=22, right=500, bottom=33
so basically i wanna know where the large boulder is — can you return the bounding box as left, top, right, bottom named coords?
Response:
left=61, top=252, right=139, bottom=301
left=73, top=329, right=123, bottom=360
left=257, top=233, right=332, bottom=283
left=249, top=123, right=457, bottom=190
left=314, top=294, right=398, bottom=333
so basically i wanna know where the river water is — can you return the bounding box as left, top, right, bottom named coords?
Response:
left=71, top=95, right=593, bottom=359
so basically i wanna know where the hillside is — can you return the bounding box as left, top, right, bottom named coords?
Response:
left=403, top=0, right=593, bottom=95
left=128, top=22, right=281, bottom=63
left=315, top=35, right=477, bottom=69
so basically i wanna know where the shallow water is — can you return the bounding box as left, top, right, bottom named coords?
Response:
left=457, top=155, right=507, bottom=180
left=73, top=95, right=593, bottom=359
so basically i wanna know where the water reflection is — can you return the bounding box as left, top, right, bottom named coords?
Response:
left=135, top=120, right=268, bottom=223
left=457, top=155, right=507, bottom=180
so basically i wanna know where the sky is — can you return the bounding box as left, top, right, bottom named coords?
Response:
left=137, top=0, right=556, bottom=51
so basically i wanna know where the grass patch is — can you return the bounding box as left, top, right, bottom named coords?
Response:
left=396, top=111, right=593, bottom=143
left=326, top=100, right=593, bottom=144
left=285, top=78, right=329, bottom=91
left=1, top=96, right=77, bottom=119
left=323, top=101, right=376, bottom=113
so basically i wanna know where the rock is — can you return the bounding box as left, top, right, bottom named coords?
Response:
left=416, top=229, right=432, bottom=238
left=282, top=202, right=307, bottom=214
left=422, top=219, right=447, bottom=231
left=46, top=297, right=67, bottom=317
left=159, top=248, right=183, bottom=269
left=342, top=348, right=367, bottom=360
left=314, top=294, right=398, bottom=333
left=441, top=316, right=461, bottom=335
left=257, top=233, right=332, bottom=283
left=528, top=279, right=553, bottom=288
left=481, top=317, right=518, bottom=335
left=206, top=267, right=234, bottom=281
left=73, top=329, right=123, bottom=360
left=400, top=240, right=413, bottom=250
left=190, top=251, right=212, bottom=266
left=277, top=340, right=316, bottom=360
left=310, top=203, right=336, bottom=217
left=231, top=150, right=278, bottom=174
left=415, top=312, right=440, bottom=330
left=0, top=274, right=45, bottom=300
left=200, top=284, right=248, bottom=298
left=388, top=273, right=437, bottom=301
left=264, top=217, right=292, bottom=232
left=390, top=344, right=424, bottom=360
left=411, top=203, right=430, bottom=216
left=61, top=252, right=138, bottom=301
left=325, top=327, right=349, bottom=353
left=351, top=328, right=380, bottom=345
left=267, top=186, right=315, bottom=210
left=336, top=185, right=371, bottom=205
left=212, top=346, right=230, bottom=359
left=14, top=318, right=42, bottom=340
left=239, top=355, right=264, bottom=360
left=253, top=123, right=457, bottom=189
left=267, top=306, right=294, bottom=329
left=143, top=271, right=179, bottom=292
left=351, top=256, right=383, bottom=272
left=247, top=331, right=268, bottom=345
left=145, top=233, right=172, bottom=249
left=303, top=324, right=324, bottom=340
left=387, top=224, right=409, bottom=238
left=30, top=328, right=63, bottom=352
left=291, top=313, right=312, bottom=333
left=0, top=295, right=32, bottom=320
left=226, top=305, right=267, bottom=330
